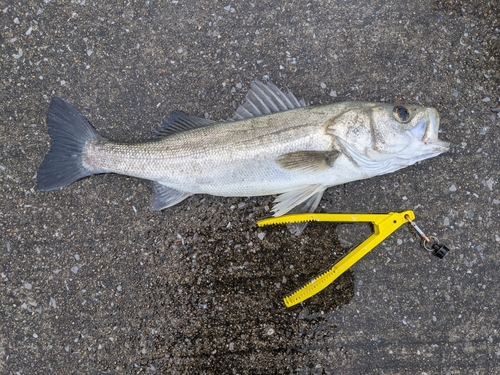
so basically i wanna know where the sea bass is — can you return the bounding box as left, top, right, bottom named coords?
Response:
left=37, top=79, right=449, bottom=217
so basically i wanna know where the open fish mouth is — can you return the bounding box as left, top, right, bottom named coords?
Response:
left=409, top=108, right=449, bottom=151
left=424, top=108, right=439, bottom=141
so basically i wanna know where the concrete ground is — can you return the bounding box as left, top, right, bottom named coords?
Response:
left=1, top=0, right=498, bottom=373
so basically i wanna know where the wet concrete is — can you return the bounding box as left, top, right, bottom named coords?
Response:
left=1, top=0, right=499, bottom=373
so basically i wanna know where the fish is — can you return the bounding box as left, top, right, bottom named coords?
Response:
left=37, top=79, right=449, bottom=222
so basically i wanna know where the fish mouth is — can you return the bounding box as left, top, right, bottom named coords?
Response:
left=422, top=108, right=450, bottom=151
left=402, top=107, right=449, bottom=165
left=424, top=108, right=440, bottom=141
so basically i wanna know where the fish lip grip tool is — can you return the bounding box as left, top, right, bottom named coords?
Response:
left=257, top=210, right=416, bottom=308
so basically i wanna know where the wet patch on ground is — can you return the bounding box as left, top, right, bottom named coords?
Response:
left=133, top=203, right=355, bottom=373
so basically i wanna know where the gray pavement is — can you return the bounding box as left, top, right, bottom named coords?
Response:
left=1, top=1, right=499, bottom=373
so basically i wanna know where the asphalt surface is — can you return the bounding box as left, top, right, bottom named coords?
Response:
left=1, top=1, right=499, bottom=374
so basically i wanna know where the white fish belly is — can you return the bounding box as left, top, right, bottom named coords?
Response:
left=174, top=154, right=368, bottom=197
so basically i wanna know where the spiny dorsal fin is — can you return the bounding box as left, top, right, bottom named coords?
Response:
left=232, top=79, right=308, bottom=120
left=153, top=110, right=216, bottom=138
left=276, top=150, right=340, bottom=173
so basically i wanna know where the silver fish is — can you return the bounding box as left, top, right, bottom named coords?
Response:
left=37, top=79, right=449, bottom=218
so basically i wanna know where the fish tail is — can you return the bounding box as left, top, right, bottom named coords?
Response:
left=37, top=97, right=102, bottom=191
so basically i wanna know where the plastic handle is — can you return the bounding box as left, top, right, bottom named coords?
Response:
left=282, top=210, right=414, bottom=307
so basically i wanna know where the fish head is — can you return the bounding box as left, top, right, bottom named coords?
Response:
left=329, top=102, right=450, bottom=176
left=369, top=103, right=450, bottom=159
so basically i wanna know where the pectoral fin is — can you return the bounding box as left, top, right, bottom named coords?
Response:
left=272, top=184, right=326, bottom=217
left=276, top=151, right=340, bottom=173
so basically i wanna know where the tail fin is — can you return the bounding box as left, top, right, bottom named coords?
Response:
left=37, top=97, right=102, bottom=191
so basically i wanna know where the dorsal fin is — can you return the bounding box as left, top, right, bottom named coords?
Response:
left=153, top=110, right=216, bottom=138
left=232, top=79, right=308, bottom=120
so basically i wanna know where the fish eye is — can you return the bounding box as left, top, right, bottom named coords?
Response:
left=393, top=106, right=411, bottom=123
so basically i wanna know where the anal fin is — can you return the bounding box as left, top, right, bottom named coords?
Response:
left=151, top=182, right=192, bottom=210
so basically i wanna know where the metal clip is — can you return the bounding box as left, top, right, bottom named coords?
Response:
left=405, top=215, right=449, bottom=259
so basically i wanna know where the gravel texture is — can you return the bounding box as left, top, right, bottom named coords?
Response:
left=1, top=0, right=499, bottom=373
